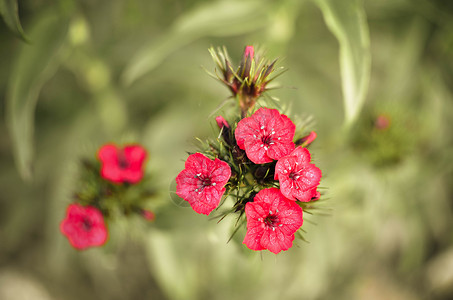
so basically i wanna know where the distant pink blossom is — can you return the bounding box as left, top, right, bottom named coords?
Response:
left=60, top=204, right=108, bottom=250
left=98, top=144, right=147, bottom=184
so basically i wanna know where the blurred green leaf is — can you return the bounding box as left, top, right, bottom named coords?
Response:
left=0, top=0, right=28, bottom=41
left=313, top=0, right=371, bottom=126
left=5, top=12, right=69, bottom=180
left=122, top=0, right=268, bottom=86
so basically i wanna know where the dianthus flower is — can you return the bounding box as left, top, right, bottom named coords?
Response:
left=243, top=188, right=303, bottom=254
left=176, top=153, right=231, bottom=215
left=98, top=143, right=147, bottom=184
left=60, top=204, right=108, bottom=250
left=235, top=107, right=295, bottom=164
left=275, top=147, right=322, bottom=201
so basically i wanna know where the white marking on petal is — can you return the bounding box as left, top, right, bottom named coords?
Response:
left=269, top=210, right=272, bottom=214
left=260, top=125, right=265, bottom=130
left=272, top=227, right=275, bottom=231
left=212, top=182, right=216, bottom=186
left=278, top=137, right=281, bottom=140
left=279, top=224, right=283, bottom=227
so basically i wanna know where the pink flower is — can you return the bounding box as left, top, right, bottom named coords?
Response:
left=176, top=153, right=231, bottom=215
left=235, top=107, right=295, bottom=164
left=98, top=143, right=147, bottom=184
left=243, top=188, right=303, bottom=254
left=275, top=147, right=322, bottom=202
left=60, top=204, right=108, bottom=250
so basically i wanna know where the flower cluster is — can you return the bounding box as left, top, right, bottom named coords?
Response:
left=60, top=143, right=155, bottom=250
left=175, top=46, right=324, bottom=254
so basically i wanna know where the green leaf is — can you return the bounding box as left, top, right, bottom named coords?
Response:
left=313, top=0, right=371, bottom=126
left=0, top=0, right=29, bottom=41
left=122, top=0, right=268, bottom=86
left=5, top=12, right=69, bottom=180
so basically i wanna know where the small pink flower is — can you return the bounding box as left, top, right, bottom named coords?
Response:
left=98, top=143, right=147, bottom=184
left=176, top=153, right=231, bottom=215
left=275, top=147, right=322, bottom=202
left=235, top=107, right=295, bottom=164
left=215, top=115, right=230, bottom=129
left=243, top=188, right=303, bottom=254
left=60, top=204, right=108, bottom=250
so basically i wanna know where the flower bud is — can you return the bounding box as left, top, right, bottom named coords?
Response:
left=215, top=116, right=230, bottom=129
left=296, top=131, right=317, bottom=147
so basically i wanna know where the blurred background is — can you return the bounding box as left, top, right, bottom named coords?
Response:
left=1, top=0, right=453, bottom=299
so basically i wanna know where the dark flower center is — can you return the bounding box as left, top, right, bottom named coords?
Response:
left=81, top=217, right=92, bottom=231
left=194, top=173, right=216, bottom=193
left=261, top=135, right=273, bottom=145
left=264, top=214, right=280, bottom=228
left=289, top=171, right=300, bottom=181
left=117, top=150, right=130, bottom=169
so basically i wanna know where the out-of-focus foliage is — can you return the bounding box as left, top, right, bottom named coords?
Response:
left=1, top=0, right=453, bottom=300
left=0, top=0, right=28, bottom=41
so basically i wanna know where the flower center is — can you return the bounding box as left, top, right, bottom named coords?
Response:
left=194, top=173, right=217, bottom=193
left=264, top=214, right=279, bottom=227
left=117, top=150, right=130, bottom=169
left=289, top=171, right=300, bottom=181
left=261, top=135, right=273, bottom=145
left=81, top=217, right=92, bottom=231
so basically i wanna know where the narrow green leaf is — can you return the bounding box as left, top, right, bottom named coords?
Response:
left=6, top=12, right=69, bottom=180
left=313, top=0, right=371, bottom=126
left=122, top=0, right=268, bottom=86
left=0, top=0, right=29, bottom=41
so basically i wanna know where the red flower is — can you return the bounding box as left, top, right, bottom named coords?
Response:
left=176, top=153, right=231, bottom=215
left=235, top=108, right=295, bottom=164
left=98, top=143, right=147, bottom=184
left=60, top=204, right=108, bottom=250
left=243, top=188, right=303, bottom=254
left=275, top=147, right=322, bottom=202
